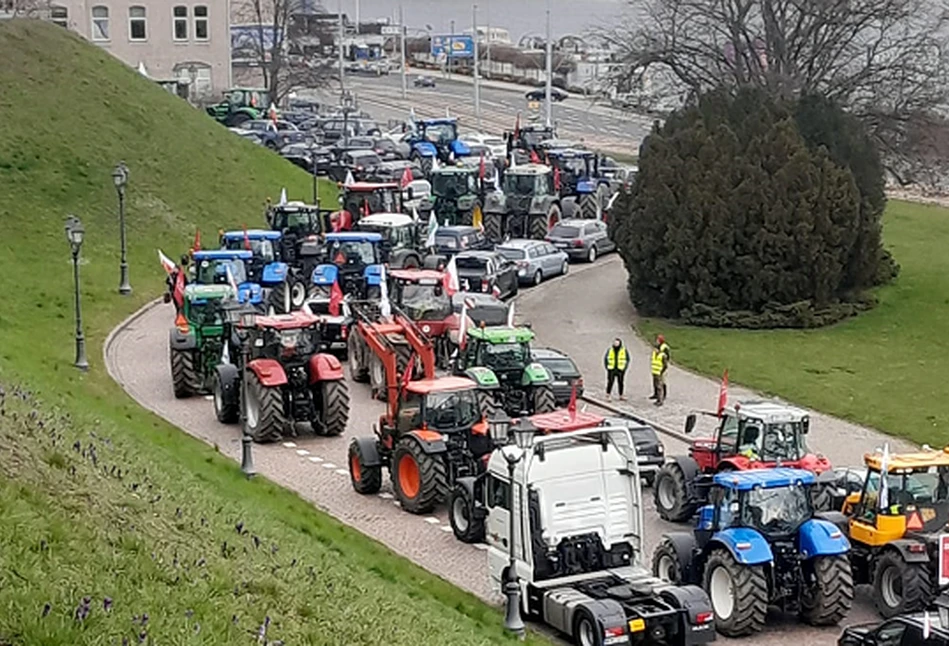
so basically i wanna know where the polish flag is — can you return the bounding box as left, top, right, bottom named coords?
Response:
left=158, top=249, right=177, bottom=274
left=443, top=255, right=460, bottom=296
left=717, top=369, right=729, bottom=417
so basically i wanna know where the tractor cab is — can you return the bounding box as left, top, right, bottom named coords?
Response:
left=220, top=229, right=287, bottom=285
left=394, top=377, right=484, bottom=435
left=354, top=212, right=424, bottom=268
left=312, top=232, right=384, bottom=299
left=390, top=269, right=452, bottom=324
left=206, top=87, right=269, bottom=127
left=265, top=201, right=329, bottom=270
left=407, top=118, right=470, bottom=171
left=482, top=164, right=561, bottom=241
left=191, top=250, right=263, bottom=306
left=505, top=125, right=556, bottom=158
left=334, top=182, right=404, bottom=231
left=426, top=166, right=483, bottom=226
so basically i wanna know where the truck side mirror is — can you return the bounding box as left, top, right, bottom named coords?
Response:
left=684, top=414, right=696, bottom=434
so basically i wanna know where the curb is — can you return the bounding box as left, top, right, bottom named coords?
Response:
left=103, top=296, right=164, bottom=397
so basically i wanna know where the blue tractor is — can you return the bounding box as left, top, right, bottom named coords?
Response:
left=220, top=229, right=307, bottom=313
left=406, top=118, right=470, bottom=176
left=310, top=232, right=385, bottom=301
left=546, top=148, right=612, bottom=220
left=190, top=250, right=265, bottom=308
left=651, top=468, right=854, bottom=638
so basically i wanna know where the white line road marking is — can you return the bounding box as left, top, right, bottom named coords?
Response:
left=424, top=517, right=440, bottom=525
left=473, top=543, right=488, bottom=550
left=295, top=449, right=310, bottom=456
left=439, top=525, right=453, bottom=533
left=321, top=463, right=337, bottom=469
left=203, top=395, right=214, bottom=401
left=282, top=442, right=297, bottom=448
left=335, top=468, right=348, bottom=475
left=307, top=456, right=323, bottom=463
left=378, top=492, right=393, bottom=499
left=393, top=501, right=401, bottom=507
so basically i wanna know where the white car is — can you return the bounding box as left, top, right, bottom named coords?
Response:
left=460, top=132, right=506, bottom=159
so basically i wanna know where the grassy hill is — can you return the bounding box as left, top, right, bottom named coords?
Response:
left=0, top=20, right=536, bottom=645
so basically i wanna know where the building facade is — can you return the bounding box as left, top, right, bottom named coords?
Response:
left=50, top=0, right=232, bottom=100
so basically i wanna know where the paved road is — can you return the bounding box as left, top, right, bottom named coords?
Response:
left=106, top=256, right=905, bottom=645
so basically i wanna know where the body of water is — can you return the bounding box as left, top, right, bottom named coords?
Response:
left=336, top=0, right=627, bottom=42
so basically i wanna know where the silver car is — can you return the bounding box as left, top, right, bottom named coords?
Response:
left=545, top=218, right=615, bottom=263
left=496, top=239, right=569, bottom=286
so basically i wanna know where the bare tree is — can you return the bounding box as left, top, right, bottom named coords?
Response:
left=233, top=0, right=334, bottom=104
left=596, top=0, right=949, bottom=185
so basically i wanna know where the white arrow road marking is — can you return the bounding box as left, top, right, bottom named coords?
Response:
left=439, top=525, right=453, bottom=533
left=307, top=456, right=323, bottom=463
left=321, top=463, right=337, bottom=469
left=335, top=469, right=348, bottom=475
left=295, top=449, right=309, bottom=456
left=424, top=517, right=440, bottom=525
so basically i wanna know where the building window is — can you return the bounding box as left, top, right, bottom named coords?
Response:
left=173, top=6, right=188, bottom=41
left=129, top=6, right=147, bottom=41
left=51, top=5, right=68, bottom=28
left=193, top=5, right=208, bottom=41
left=91, top=5, right=109, bottom=41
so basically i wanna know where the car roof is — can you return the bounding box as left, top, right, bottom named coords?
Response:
left=555, top=218, right=598, bottom=227
left=531, top=347, right=571, bottom=360
left=325, top=232, right=383, bottom=242
left=221, top=229, right=281, bottom=241
left=713, top=467, right=816, bottom=491
left=193, top=250, right=253, bottom=260
left=436, top=225, right=479, bottom=235
left=357, top=212, right=414, bottom=227
left=498, top=239, right=543, bottom=249
left=456, top=250, right=495, bottom=259
left=452, top=291, right=502, bottom=304
left=405, top=376, right=477, bottom=395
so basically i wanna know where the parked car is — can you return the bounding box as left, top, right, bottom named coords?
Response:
left=530, top=347, right=583, bottom=406
left=432, top=225, right=492, bottom=258
left=371, top=137, right=404, bottom=161
left=368, top=159, right=424, bottom=184
left=237, top=120, right=307, bottom=149
left=602, top=417, right=665, bottom=486
left=525, top=88, right=568, bottom=102
left=496, top=239, right=569, bottom=286
left=327, top=150, right=383, bottom=183
left=231, top=129, right=264, bottom=146
left=545, top=218, right=615, bottom=263
left=454, top=250, right=519, bottom=299
left=279, top=143, right=334, bottom=172
left=451, top=291, right=508, bottom=327
left=321, top=117, right=381, bottom=144
left=460, top=132, right=507, bottom=159
left=414, top=75, right=436, bottom=88
left=838, top=612, right=949, bottom=645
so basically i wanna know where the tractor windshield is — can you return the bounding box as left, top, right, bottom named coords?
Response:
left=735, top=419, right=809, bottom=462
left=433, top=173, right=470, bottom=198
left=423, top=122, right=456, bottom=144
left=742, top=484, right=811, bottom=536
left=425, top=389, right=481, bottom=430
left=223, top=238, right=275, bottom=262
left=327, top=240, right=378, bottom=266
left=399, top=283, right=450, bottom=320
left=195, top=258, right=248, bottom=286
left=275, top=211, right=321, bottom=236
left=187, top=299, right=225, bottom=327
left=864, top=467, right=949, bottom=507
left=503, top=173, right=536, bottom=196
left=480, top=341, right=529, bottom=371
left=343, top=190, right=394, bottom=216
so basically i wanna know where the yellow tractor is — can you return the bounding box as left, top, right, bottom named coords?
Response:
left=830, top=447, right=949, bottom=618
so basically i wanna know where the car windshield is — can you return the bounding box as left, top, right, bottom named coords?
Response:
left=434, top=234, right=458, bottom=250
left=497, top=247, right=525, bottom=261
left=741, top=485, right=811, bottom=535
left=423, top=123, right=456, bottom=143
left=425, top=389, right=481, bottom=430
left=433, top=173, right=470, bottom=198
left=328, top=240, right=377, bottom=265
left=481, top=342, right=529, bottom=370
left=398, top=282, right=450, bottom=320
left=195, top=258, right=247, bottom=285
left=522, top=131, right=549, bottom=146
left=550, top=225, right=579, bottom=237
left=503, top=173, right=536, bottom=196
left=455, top=256, right=488, bottom=271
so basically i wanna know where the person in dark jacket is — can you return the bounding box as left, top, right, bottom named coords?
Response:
left=604, top=338, right=629, bottom=401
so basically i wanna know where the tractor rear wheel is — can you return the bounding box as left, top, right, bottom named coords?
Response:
left=872, top=550, right=933, bottom=617
left=392, top=438, right=446, bottom=514
left=800, top=554, right=853, bottom=626
left=269, top=282, right=292, bottom=314
left=213, top=372, right=239, bottom=424
left=704, top=548, right=768, bottom=637
left=532, top=385, right=556, bottom=414
left=449, top=484, right=485, bottom=543
left=243, top=370, right=286, bottom=443
left=348, top=439, right=382, bottom=494
left=654, top=462, right=695, bottom=522
left=652, top=536, right=684, bottom=584
left=348, top=334, right=369, bottom=383
left=369, top=354, right=386, bottom=401
left=578, top=194, right=598, bottom=220
left=316, top=380, right=350, bottom=436
left=483, top=212, right=503, bottom=243
left=170, top=347, right=200, bottom=399
left=394, top=342, right=415, bottom=379
left=477, top=390, right=498, bottom=420
left=289, top=279, right=308, bottom=310
left=528, top=213, right=548, bottom=240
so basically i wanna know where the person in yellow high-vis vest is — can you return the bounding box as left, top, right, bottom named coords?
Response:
left=650, top=335, right=671, bottom=406
left=603, top=338, right=629, bottom=401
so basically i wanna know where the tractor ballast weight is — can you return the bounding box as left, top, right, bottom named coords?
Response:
left=653, top=400, right=833, bottom=523
left=169, top=283, right=240, bottom=399
left=482, top=163, right=561, bottom=242
left=405, top=118, right=470, bottom=175
left=653, top=468, right=853, bottom=637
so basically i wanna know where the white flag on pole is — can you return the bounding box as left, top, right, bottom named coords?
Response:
left=379, top=265, right=392, bottom=319
left=425, top=215, right=439, bottom=248
left=279, top=188, right=288, bottom=205
left=507, top=301, right=515, bottom=327
left=344, top=170, right=355, bottom=186
left=431, top=156, right=440, bottom=172
left=221, top=342, right=231, bottom=365
left=879, top=443, right=890, bottom=510
left=444, top=255, right=460, bottom=295
left=412, top=205, right=420, bottom=222
left=225, top=263, right=239, bottom=294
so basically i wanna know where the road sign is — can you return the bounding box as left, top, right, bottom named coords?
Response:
left=381, top=25, right=402, bottom=35
left=431, top=34, right=474, bottom=59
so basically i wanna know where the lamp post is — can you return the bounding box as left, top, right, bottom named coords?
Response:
left=308, top=140, right=320, bottom=205
left=501, top=417, right=536, bottom=639
left=111, top=162, right=131, bottom=295
left=237, top=310, right=257, bottom=477
left=64, top=215, right=89, bottom=371
left=448, top=19, right=455, bottom=80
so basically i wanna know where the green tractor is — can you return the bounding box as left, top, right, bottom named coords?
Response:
left=168, top=284, right=240, bottom=398
left=206, top=87, right=270, bottom=128
left=452, top=325, right=557, bottom=417
left=482, top=163, right=561, bottom=242
left=423, top=166, right=483, bottom=226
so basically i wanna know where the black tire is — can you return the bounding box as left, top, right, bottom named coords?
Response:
left=243, top=370, right=286, bottom=443
left=560, top=260, right=569, bottom=276
left=483, top=212, right=503, bottom=243
left=170, top=347, right=200, bottom=399
left=392, top=438, right=447, bottom=514
left=652, top=536, right=684, bottom=584
left=228, top=112, right=250, bottom=128
left=704, top=548, right=768, bottom=637
left=213, top=372, right=239, bottom=424
left=654, top=462, right=696, bottom=522
left=348, top=439, right=382, bottom=494
left=477, top=390, right=499, bottom=420
left=316, top=379, right=349, bottom=436
left=414, top=154, right=433, bottom=177
left=369, top=354, right=387, bottom=401
left=642, top=471, right=656, bottom=488
left=573, top=610, right=602, bottom=646
left=449, top=485, right=485, bottom=543
left=800, top=555, right=853, bottom=626
left=528, top=213, right=548, bottom=240
left=586, top=245, right=597, bottom=263
left=394, top=342, right=414, bottom=379
left=872, top=550, right=934, bottom=617
left=532, top=269, right=542, bottom=286
left=812, top=482, right=836, bottom=512
left=289, top=279, right=308, bottom=310
left=578, top=193, right=598, bottom=220
left=269, top=281, right=292, bottom=314
left=532, top=385, right=556, bottom=414
left=349, top=334, right=369, bottom=383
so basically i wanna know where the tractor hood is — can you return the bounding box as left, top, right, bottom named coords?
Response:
left=575, top=179, right=597, bottom=194
left=236, top=282, right=263, bottom=304
left=521, top=362, right=552, bottom=386
left=450, top=139, right=471, bottom=157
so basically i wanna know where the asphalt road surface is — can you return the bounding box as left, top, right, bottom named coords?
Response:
left=106, top=256, right=904, bottom=645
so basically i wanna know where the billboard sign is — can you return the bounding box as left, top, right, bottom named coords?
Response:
left=431, top=34, right=474, bottom=59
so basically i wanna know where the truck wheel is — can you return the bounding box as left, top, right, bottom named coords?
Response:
left=477, top=390, right=498, bottom=420
left=872, top=550, right=933, bottom=617
left=532, top=385, right=556, bottom=414
left=800, top=554, right=853, bottom=626
left=652, top=536, right=684, bottom=584
left=316, top=380, right=350, bottom=436
left=573, top=610, right=602, bottom=646
left=349, top=334, right=369, bottom=383
left=449, top=484, right=485, bottom=543
left=528, top=213, right=548, bottom=240
left=654, top=462, right=695, bottom=522
left=244, top=370, right=285, bottom=443
left=704, top=548, right=768, bottom=637
left=348, top=439, right=382, bottom=494
left=369, top=354, right=386, bottom=401
left=392, top=438, right=446, bottom=514
left=483, top=212, right=503, bottom=242
left=213, top=372, right=239, bottom=424
left=170, top=347, right=199, bottom=399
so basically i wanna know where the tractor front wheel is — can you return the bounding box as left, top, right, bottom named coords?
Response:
left=483, top=212, right=503, bottom=243
left=170, top=347, right=200, bottom=399
left=652, top=536, right=685, bottom=585
left=872, top=550, right=933, bottom=617
left=348, top=439, right=382, bottom=494
left=578, top=194, right=598, bottom=220
left=449, top=484, right=485, bottom=543
left=477, top=390, right=498, bottom=421
left=704, top=548, right=768, bottom=637
left=349, top=334, right=369, bottom=383
left=269, top=282, right=292, bottom=314
left=392, top=438, right=447, bottom=514
left=289, top=279, right=308, bottom=309
left=532, top=385, right=556, bottom=414
left=528, top=213, right=548, bottom=240
left=315, top=379, right=350, bottom=436
left=654, top=462, right=695, bottom=522
left=213, top=372, right=239, bottom=424
left=244, top=370, right=286, bottom=443
left=800, top=554, right=853, bottom=626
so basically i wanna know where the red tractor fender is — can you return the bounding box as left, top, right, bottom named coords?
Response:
left=405, top=429, right=447, bottom=454
left=418, top=318, right=450, bottom=337
left=247, top=358, right=288, bottom=387
left=718, top=456, right=751, bottom=472
left=308, top=353, right=344, bottom=384
left=795, top=453, right=834, bottom=473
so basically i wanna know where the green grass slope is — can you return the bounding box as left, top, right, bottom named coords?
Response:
left=0, top=20, right=537, bottom=645
left=639, top=200, right=949, bottom=446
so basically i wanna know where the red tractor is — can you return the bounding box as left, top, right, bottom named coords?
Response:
left=213, top=311, right=350, bottom=443
left=654, top=400, right=832, bottom=522
left=330, top=182, right=405, bottom=232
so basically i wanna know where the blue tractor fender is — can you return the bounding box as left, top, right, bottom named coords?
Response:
left=312, top=264, right=339, bottom=286
left=261, top=262, right=289, bottom=286
left=708, top=527, right=773, bottom=566
left=798, top=518, right=850, bottom=559
left=575, top=179, right=597, bottom=194
left=364, top=264, right=384, bottom=286
left=412, top=141, right=438, bottom=158
left=237, top=282, right=264, bottom=305
left=659, top=531, right=700, bottom=585
left=450, top=139, right=471, bottom=157
left=696, top=504, right=715, bottom=531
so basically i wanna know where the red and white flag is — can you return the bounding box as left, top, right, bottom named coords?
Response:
left=717, top=369, right=729, bottom=417
left=458, top=296, right=474, bottom=350
left=443, top=255, right=460, bottom=296
left=328, top=278, right=344, bottom=316
left=158, top=249, right=177, bottom=275
left=400, top=166, right=413, bottom=189
left=492, top=284, right=501, bottom=298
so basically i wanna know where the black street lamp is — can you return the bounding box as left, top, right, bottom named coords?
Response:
left=501, top=417, right=536, bottom=639
left=65, top=215, right=89, bottom=371
left=308, top=140, right=320, bottom=205
left=111, top=162, right=131, bottom=295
